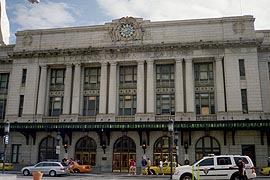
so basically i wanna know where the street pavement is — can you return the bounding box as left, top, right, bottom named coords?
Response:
left=3, top=172, right=270, bottom=180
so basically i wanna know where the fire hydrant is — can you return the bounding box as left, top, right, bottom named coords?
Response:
left=32, top=171, right=43, bottom=180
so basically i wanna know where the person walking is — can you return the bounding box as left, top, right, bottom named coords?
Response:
left=141, top=157, right=147, bottom=175
left=237, top=158, right=246, bottom=180
left=147, top=158, right=153, bottom=175
left=157, top=159, right=164, bottom=175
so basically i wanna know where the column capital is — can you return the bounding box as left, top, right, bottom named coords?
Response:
left=184, top=58, right=193, bottom=63
left=40, top=65, right=47, bottom=69
left=66, top=63, right=73, bottom=68
left=110, top=61, right=117, bottom=66
left=175, top=58, right=183, bottom=63
left=74, top=63, right=81, bottom=67
left=137, top=60, right=145, bottom=65
left=146, top=59, right=154, bottom=64
left=100, top=61, right=108, bottom=66
left=215, top=56, right=223, bottom=62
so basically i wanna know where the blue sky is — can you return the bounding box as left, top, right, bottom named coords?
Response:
left=6, top=0, right=270, bottom=44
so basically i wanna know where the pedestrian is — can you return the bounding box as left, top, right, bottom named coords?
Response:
left=147, top=158, right=153, bottom=175
left=236, top=158, right=246, bottom=180
left=141, top=157, right=147, bottom=175
left=129, top=159, right=136, bottom=175
left=268, top=157, right=270, bottom=167
left=157, top=159, right=164, bottom=175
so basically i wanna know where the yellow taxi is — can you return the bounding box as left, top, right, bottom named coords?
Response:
left=148, top=162, right=181, bottom=175
left=260, top=166, right=270, bottom=175
left=69, top=161, right=92, bottom=173
left=0, top=160, right=14, bottom=171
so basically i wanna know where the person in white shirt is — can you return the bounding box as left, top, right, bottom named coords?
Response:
left=157, top=160, right=164, bottom=175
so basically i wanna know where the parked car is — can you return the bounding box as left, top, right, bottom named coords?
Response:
left=0, top=160, right=14, bottom=171
left=21, top=161, right=70, bottom=177
left=69, top=161, right=92, bottom=173
left=147, top=162, right=181, bottom=175
left=173, top=155, right=256, bottom=180
left=260, top=166, right=270, bottom=175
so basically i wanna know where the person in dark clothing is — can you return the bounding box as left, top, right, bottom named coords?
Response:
left=237, top=158, right=246, bottom=180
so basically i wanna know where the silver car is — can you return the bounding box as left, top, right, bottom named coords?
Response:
left=21, top=161, right=70, bottom=177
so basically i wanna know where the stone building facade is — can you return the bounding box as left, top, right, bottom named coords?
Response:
left=0, top=15, right=270, bottom=172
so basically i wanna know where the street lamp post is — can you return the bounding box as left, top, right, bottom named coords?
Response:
left=2, top=122, right=10, bottom=174
left=174, top=130, right=179, bottom=165
left=56, top=131, right=61, bottom=161
left=168, top=119, right=174, bottom=180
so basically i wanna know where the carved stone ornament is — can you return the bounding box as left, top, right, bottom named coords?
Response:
left=232, top=22, right=245, bottom=34
left=22, top=33, right=33, bottom=46
left=109, top=17, right=143, bottom=41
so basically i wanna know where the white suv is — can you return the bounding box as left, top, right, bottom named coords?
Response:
left=173, top=155, right=256, bottom=180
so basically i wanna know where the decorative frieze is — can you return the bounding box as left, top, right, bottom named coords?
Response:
left=156, top=87, right=175, bottom=94
left=83, top=90, right=100, bottom=96
left=49, top=91, right=64, bottom=97
left=119, top=89, right=136, bottom=95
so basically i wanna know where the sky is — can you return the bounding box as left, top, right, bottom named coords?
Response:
left=6, top=0, right=270, bottom=44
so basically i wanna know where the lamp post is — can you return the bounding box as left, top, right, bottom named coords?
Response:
left=168, top=119, right=174, bottom=180
left=2, top=122, right=10, bottom=174
left=174, top=130, right=179, bottom=165
left=56, top=131, right=61, bottom=161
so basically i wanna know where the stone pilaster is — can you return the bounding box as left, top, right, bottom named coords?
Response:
left=175, top=58, right=184, bottom=114
left=185, top=58, right=195, bottom=113
left=36, top=65, right=47, bottom=115
left=136, top=61, right=145, bottom=114
left=62, top=64, right=72, bottom=115
left=108, top=61, right=117, bottom=115
left=146, top=60, right=155, bottom=114
left=215, top=57, right=225, bottom=113
left=99, top=62, right=108, bottom=114
left=71, top=63, right=81, bottom=115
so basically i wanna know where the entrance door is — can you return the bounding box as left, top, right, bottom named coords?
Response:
left=112, top=136, right=136, bottom=173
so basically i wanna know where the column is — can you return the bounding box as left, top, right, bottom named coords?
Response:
left=215, top=57, right=225, bottom=112
left=62, top=64, right=72, bottom=115
left=108, top=62, right=117, bottom=114
left=99, top=62, right=108, bottom=114
left=71, top=63, right=81, bottom=114
left=137, top=61, right=145, bottom=113
left=37, top=65, right=47, bottom=115
left=175, top=58, right=184, bottom=113
left=146, top=60, right=155, bottom=114
left=185, top=58, right=195, bottom=113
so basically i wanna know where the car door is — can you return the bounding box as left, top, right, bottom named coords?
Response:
left=33, top=162, right=45, bottom=173
left=195, top=157, right=216, bottom=179
left=215, top=156, right=233, bottom=179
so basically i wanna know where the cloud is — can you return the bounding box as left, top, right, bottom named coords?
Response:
left=96, top=0, right=270, bottom=29
left=13, top=1, right=76, bottom=30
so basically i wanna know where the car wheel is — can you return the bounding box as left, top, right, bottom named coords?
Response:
left=49, top=170, right=57, bottom=177
left=23, top=169, right=30, bottom=176
left=230, top=173, right=239, bottom=180
left=74, top=169, right=80, bottom=173
left=180, top=173, right=192, bottom=180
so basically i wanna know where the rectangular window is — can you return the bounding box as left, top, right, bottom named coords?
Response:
left=241, top=89, right=248, bottom=114
left=0, top=99, right=7, bottom=120
left=0, top=73, right=9, bottom=90
left=49, top=97, right=63, bottom=116
left=156, top=94, right=175, bottom=115
left=21, top=69, right=27, bottom=86
left=18, top=95, right=24, bottom=117
left=119, top=95, right=136, bottom=116
left=11, top=144, right=21, bottom=163
left=195, top=93, right=215, bottom=115
left=50, top=69, right=65, bottom=86
left=239, top=59, right=246, bottom=80
left=194, top=63, right=213, bottom=83
left=84, top=67, right=101, bottom=86
left=83, top=96, right=99, bottom=116
left=156, top=64, right=174, bottom=86
left=119, top=66, right=137, bottom=85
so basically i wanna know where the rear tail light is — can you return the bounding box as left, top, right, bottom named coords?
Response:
left=251, top=166, right=255, bottom=174
left=60, top=167, right=65, bottom=170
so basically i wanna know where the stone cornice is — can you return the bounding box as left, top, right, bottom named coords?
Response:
left=9, top=39, right=258, bottom=59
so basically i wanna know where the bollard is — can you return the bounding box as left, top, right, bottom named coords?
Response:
left=32, top=171, right=43, bottom=180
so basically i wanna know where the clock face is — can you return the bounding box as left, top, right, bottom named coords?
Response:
left=119, top=23, right=134, bottom=38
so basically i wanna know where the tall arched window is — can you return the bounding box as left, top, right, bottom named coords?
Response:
left=153, top=136, right=176, bottom=166
left=113, top=136, right=136, bottom=173
left=39, top=136, right=56, bottom=162
left=75, top=137, right=97, bottom=165
left=195, top=136, right=220, bottom=160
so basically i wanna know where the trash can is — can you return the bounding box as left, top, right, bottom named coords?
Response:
left=32, top=171, right=43, bottom=180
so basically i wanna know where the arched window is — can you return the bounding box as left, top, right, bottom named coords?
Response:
left=113, top=136, right=136, bottom=173
left=153, top=136, right=176, bottom=166
left=75, top=137, right=97, bottom=165
left=39, top=136, right=56, bottom=162
left=195, top=136, right=220, bottom=160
